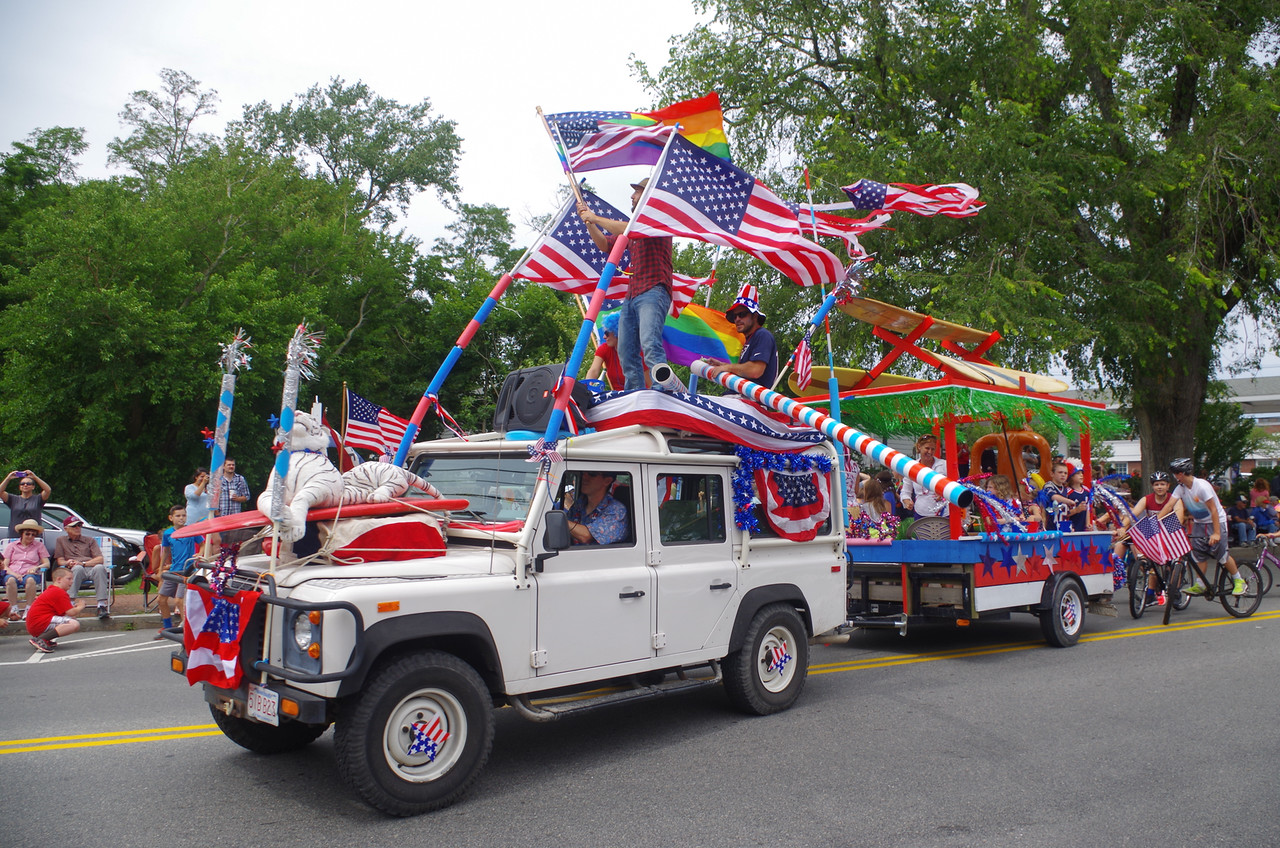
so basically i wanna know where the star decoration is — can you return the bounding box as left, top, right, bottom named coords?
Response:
left=979, top=550, right=998, bottom=579
left=1013, top=549, right=1031, bottom=576
left=268, top=413, right=280, bottom=429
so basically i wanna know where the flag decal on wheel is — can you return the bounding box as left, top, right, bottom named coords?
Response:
left=408, top=716, right=449, bottom=761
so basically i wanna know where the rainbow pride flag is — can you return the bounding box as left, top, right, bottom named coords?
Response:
left=642, top=93, right=731, bottom=161
left=661, top=303, right=743, bottom=366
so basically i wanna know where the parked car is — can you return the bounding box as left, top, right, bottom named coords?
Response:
left=42, top=503, right=147, bottom=547
left=0, top=503, right=144, bottom=586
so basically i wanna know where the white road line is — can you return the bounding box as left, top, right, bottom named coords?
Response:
left=2, top=640, right=172, bottom=666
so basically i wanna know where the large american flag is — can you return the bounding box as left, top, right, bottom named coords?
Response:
left=514, top=189, right=707, bottom=316
left=630, top=135, right=845, bottom=288
left=841, top=180, right=985, bottom=217
left=183, top=584, right=261, bottom=689
left=1129, top=513, right=1191, bottom=564
left=345, top=389, right=410, bottom=454
left=544, top=111, right=672, bottom=172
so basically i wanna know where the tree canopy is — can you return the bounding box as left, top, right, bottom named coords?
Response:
left=0, top=70, right=575, bottom=530
left=642, top=0, right=1280, bottom=473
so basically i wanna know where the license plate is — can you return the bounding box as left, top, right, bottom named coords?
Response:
left=247, top=683, right=279, bottom=726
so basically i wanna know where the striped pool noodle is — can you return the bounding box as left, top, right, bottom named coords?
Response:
left=209, top=372, right=236, bottom=481
left=690, top=361, right=973, bottom=509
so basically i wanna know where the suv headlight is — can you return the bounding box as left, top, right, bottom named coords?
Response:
left=283, top=610, right=323, bottom=673
left=292, top=612, right=314, bottom=649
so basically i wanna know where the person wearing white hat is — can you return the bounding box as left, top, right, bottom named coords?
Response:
left=576, top=178, right=677, bottom=391
left=703, top=283, right=778, bottom=388
left=4, top=519, right=50, bottom=619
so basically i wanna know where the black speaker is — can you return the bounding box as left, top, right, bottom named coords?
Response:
left=493, top=365, right=595, bottom=434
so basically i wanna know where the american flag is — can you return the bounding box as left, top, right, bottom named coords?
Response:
left=794, top=337, right=814, bottom=390
left=768, top=644, right=792, bottom=674
left=407, top=716, right=449, bottom=761
left=514, top=189, right=706, bottom=316
left=793, top=207, right=891, bottom=263
left=631, top=135, right=845, bottom=288
left=183, top=584, right=262, bottom=689
left=1129, top=512, right=1190, bottom=564
left=345, top=389, right=410, bottom=454
left=841, top=180, right=985, bottom=217
left=544, top=111, right=672, bottom=172
left=754, top=466, right=832, bottom=541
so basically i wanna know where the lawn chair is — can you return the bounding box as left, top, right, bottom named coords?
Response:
left=138, top=533, right=163, bottom=611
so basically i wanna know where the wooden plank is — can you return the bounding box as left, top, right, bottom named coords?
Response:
left=838, top=296, right=994, bottom=346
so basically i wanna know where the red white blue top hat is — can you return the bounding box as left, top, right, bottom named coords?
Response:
left=726, top=283, right=765, bottom=319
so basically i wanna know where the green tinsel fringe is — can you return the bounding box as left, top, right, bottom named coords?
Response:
left=810, top=385, right=1128, bottom=441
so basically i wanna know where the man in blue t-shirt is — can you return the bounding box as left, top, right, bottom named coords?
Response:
left=704, top=283, right=778, bottom=388
left=157, top=505, right=204, bottom=636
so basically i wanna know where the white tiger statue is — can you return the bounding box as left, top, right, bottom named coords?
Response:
left=341, top=462, right=441, bottom=504
left=256, top=410, right=344, bottom=542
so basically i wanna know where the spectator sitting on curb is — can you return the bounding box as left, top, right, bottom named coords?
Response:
left=55, top=516, right=110, bottom=619
left=4, top=519, right=50, bottom=620
left=26, top=566, right=85, bottom=653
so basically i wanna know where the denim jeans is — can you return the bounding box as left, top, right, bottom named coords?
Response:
left=618, top=286, right=671, bottom=390
left=1232, top=520, right=1256, bottom=545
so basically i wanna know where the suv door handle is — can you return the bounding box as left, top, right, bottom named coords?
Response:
left=618, top=590, right=646, bottom=599
left=709, top=582, right=732, bottom=591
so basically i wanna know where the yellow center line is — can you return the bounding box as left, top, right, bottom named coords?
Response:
left=0, top=724, right=220, bottom=755
left=811, top=609, right=1280, bottom=676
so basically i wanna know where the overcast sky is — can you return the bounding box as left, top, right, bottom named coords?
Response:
left=3, top=0, right=1275, bottom=377
left=1, top=0, right=706, bottom=243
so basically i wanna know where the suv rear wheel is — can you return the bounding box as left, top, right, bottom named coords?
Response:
left=723, top=603, right=809, bottom=715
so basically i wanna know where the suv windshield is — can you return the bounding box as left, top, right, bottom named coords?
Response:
left=410, top=454, right=541, bottom=522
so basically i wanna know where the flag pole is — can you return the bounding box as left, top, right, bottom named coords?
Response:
left=690, top=360, right=972, bottom=510
left=805, top=167, right=850, bottom=530
left=535, top=128, right=681, bottom=451
left=537, top=107, right=587, bottom=204
left=391, top=211, right=560, bottom=467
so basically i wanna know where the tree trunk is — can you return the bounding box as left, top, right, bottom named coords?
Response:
left=1133, top=351, right=1210, bottom=478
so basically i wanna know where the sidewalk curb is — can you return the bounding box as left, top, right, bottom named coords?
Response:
left=0, top=612, right=164, bottom=639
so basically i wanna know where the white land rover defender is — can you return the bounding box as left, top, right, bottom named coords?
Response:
left=172, top=424, right=847, bottom=816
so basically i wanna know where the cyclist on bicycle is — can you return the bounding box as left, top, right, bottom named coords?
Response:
left=1157, top=458, right=1246, bottom=596
left=1113, top=470, right=1183, bottom=603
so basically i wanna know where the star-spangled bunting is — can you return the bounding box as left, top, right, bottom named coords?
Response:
left=407, top=716, right=449, bottom=761
left=754, top=466, right=831, bottom=541
left=585, top=391, right=825, bottom=453
left=841, top=180, right=984, bottom=217
left=630, top=135, right=845, bottom=288
left=183, top=584, right=261, bottom=689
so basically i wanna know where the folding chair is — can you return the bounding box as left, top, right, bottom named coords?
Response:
left=138, top=533, right=163, bottom=611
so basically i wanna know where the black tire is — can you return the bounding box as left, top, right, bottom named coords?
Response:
left=1170, top=560, right=1194, bottom=611
left=1219, top=563, right=1263, bottom=618
left=1254, top=560, right=1273, bottom=596
left=209, top=704, right=328, bottom=754
left=723, top=603, right=809, bottom=715
left=112, top=561, right=142, bottom=587
left=1039, top=578, right=1086, bottom=647
left=1128, top=560, right=1149, bottom=619
left=334, top=651, right=494, bottom=816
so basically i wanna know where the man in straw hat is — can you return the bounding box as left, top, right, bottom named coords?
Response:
left=577, top=178, right=679, bottom=391
left=703, top=283, right=778, bottom=389
left=4, top=518, right=50, bottom=620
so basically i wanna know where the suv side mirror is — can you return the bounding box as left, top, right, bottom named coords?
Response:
left=536, top=510, right=571, bottom=573
left=543, top=510, right=571, bottom=551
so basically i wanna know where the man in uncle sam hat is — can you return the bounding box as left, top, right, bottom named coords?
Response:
left=702, top=283, right=778, bottom=388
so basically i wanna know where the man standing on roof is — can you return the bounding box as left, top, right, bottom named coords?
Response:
left=577, top=179, right=678, bottom=391
left=703, top=284, right=778, bottom=388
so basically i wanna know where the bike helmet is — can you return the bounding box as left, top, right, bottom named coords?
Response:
left=1149, top=470, right=1173, bottom=484
left=1169, top=458, right=1194, bottom=475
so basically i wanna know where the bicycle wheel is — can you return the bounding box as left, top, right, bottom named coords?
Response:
left=1170, top=560, right=1194, bottom=611
left=1254, top=558, right=1273, bottom=596
left=1219, top=562, right=1263, bottom=618
left=1128, top=559, right=1149, bottom=619
left=1162, top=560, right=1186, bottom=625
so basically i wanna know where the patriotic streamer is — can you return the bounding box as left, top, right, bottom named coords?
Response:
left=270, top=324, right=324, bottom=526
left=209, top=330, right=252, bottom=489
left=690, top=361, right=973, bottom=510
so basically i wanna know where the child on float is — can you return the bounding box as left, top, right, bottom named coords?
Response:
left=1065, top=467, right=1091, bottom=531
left=1037, top=461, right=1074, bottom=530
left=982, top=474, right=1040, bottom=530
left=849, top=476, right=895, bottom=539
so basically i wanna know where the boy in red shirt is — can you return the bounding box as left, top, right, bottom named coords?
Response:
left=26, top=566, right=85, bottom=653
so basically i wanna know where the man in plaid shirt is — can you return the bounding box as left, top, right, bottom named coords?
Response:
left=577, top=178, right=677, bottom=392
left=212, top=458, right=251, bottom=517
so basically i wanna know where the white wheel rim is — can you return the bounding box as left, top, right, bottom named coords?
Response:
left=1059, top=589, right=1082, bottom=636
left=757, top=624, right=797, bottom=693
left=383, top=687, right=466, bottom=783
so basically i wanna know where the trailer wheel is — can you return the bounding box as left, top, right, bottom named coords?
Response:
left=723, top=603, right=809, bottom=715
left=1040, top=578, right=1085, bottom=647
left=210, top=704, right=328, bottom=754
left=335, top=651, right=494, bottom=816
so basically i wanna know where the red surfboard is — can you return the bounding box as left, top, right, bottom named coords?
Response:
left=172, top=498, right=471, bottom=539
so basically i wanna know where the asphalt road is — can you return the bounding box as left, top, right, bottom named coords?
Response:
left=2, top=601, right=1278, bottom=848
